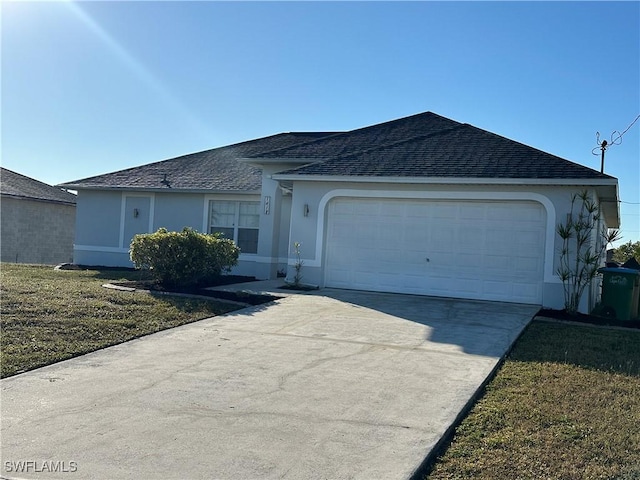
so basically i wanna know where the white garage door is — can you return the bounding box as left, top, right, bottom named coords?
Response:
left=325, top=198, right=546, bottom=304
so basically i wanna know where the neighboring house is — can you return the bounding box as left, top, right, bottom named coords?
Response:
left=1, top=167, right=77, bottom=265
left=59, top=112, right=620, bottom=312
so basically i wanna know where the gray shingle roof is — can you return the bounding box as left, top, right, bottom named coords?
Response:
left=59, top=111, right=614, bottom=191
left=58, top=132, right=338, bottom=191
left=274, top=123, right=615, bottom=180
left=1, top=168, right=77, bottom=204
left=249, top=111, right=461, bottom=160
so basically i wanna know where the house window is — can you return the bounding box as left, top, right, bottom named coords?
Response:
left=209, top=200, right=260, bottom=254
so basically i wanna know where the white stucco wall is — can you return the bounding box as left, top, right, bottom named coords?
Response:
left=282, top=180, right=608, bottom=311
left=251, top=164, right=299, bottom=279
left=278, top=195, right=292, bottom=273
left=1, top=196, right=75, bottom=265
left=154, top=193, right=204, bottom=232
left=73, top=189, right=265, bottom=276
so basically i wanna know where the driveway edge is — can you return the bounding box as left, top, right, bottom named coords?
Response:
left=409, top=313, right=536, bottom=479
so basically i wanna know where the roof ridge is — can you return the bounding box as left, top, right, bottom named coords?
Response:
left=329, top=124, right=467, bottom=161
left=281, top=124, right=467, bottom=174
left=243, top=131, right=346, bottom=157
left=272, top=120, right=615, bottom=181
left=246, top=111, right=456, bottom=159
left=245, top=131, right=350, bottom=159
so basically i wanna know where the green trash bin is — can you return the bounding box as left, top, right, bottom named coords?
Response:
left=622, top=258, right=640, bottom=320
left=598, top=267, right=640, bottom=321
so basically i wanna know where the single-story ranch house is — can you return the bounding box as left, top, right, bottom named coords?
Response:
left=59, top=112, right=619, bottom=312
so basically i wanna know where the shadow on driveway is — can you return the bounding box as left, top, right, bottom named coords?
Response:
left=0, top=287, right=539, bottom=480
left=302, top=288, right=538, bottom=357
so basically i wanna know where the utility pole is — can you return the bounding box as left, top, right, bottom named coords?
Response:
left=600, top=139, right=607, bottom=173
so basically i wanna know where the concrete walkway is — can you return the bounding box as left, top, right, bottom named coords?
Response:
left=1, top=288, right=538, bottom=480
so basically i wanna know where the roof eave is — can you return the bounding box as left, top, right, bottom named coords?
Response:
left=269, top=174, right=619, bottom=187
left=270, top=174, right=621, bottom=227
left=58, top=185, right=261, bottom=195
left=1, top=193, right=77, bottom=206
left=595, top=183, right=620, bottom=228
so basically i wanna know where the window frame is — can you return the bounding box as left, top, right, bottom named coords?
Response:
left=208, top=199, right=260, bottom=255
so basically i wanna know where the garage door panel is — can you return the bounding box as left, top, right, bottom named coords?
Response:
left=430, top=229, right=453, bottom=249
left=455, top=253, right=484, bottom=268
left=325, top=198, right=545, bottom=304
left=378, top=272, right=405, bottom=288
left=402, top=274, right=430, bottom=294
left=375, top=248, right=404, bottom=264
left=482, top=280, right=511, bottom=296
left=513, top=286, right=541, bottom=303
left=379, top=229, right=399, bottom=245
left=353, top=272, right=378, bottom=287
left=459, top=227, right=484, bottom=249
left=431, top=277, right=478, bottom=296
left=402, top=262, right=428, bottom=276
left=514, top=229, right=543, bottom=245
left=406, top=203, right=430, bottom=218
left=486, top=205, right=515, bottom=221
left=431, top=204, right=458, bottom=219
left=514, top=257, right=541, bottom=274
left=483, top=254, right=514, bottom=268
left=485, top=229, right=513, bottom=251
left=379, top=202, right=404, bottom=216
left=328, top=220, right=353, bottom=239
left=459, top=204, right=486, bottom=220
left=428, top=254, right=455, bottom=270
left=354, top=202, right=378, bottom=215
left=326, top=268, right=352, bottom=287
left=512, top=204, right=545, bottom=222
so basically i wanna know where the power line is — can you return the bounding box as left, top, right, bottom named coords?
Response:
left=612, top=114, right=640, bottom=142
left=591, top=113, right=640, bottom=173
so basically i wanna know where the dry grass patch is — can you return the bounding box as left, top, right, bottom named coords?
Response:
left=427, top=321, right=640, bottom=480
left=0, top=263, right=241, bottom=378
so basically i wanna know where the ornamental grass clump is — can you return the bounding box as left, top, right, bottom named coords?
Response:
left=130, top=227, right=240, bottom=288
left=556, top=191, right=620, bottom=314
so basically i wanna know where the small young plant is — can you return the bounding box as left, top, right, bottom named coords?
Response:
left=292, top=241, right=304, bottom=287
left=556, top=191, right=620, bottom=314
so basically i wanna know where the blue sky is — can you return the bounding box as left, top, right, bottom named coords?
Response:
left=2, top=1, right=639, bottom=245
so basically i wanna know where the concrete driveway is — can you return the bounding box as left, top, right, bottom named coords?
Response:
left=1, top=288, right=538, bottom=480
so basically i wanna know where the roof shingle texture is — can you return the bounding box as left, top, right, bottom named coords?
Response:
left=58, top=111, right=613, bottom=190
left=275, top=124, right=615, bottom=179
left=250, top=111, right=461, bottom=160
left=1, top=168, right=77, bottom=204
left=58, top=132, right=337, bottom=191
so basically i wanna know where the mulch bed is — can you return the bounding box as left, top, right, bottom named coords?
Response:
left=112, top=276, right=279, bottom=306
left=537, top=308, right=640, bottom=330
left=279, top=284, right=318, bottom=291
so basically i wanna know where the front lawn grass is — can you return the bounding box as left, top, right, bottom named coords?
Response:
left=426, top=320, right=640, bottom=480
left=0, top=263, right=242, bottom=378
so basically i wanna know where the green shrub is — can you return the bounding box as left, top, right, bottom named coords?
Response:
left=130, top=227, right=240, bottom=288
